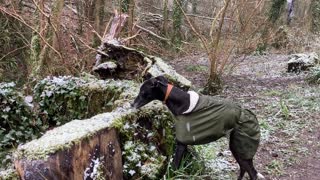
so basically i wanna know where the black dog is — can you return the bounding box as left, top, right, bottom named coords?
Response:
left=132, top=76, right=264, bottom=180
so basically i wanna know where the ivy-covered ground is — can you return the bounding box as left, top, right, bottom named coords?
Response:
left=170, top=54, right=320, bottom=179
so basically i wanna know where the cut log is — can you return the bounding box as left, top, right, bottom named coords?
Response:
left=14, top=116, right=123, bottom=180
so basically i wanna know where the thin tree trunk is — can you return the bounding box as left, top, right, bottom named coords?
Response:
left=204, top=0, right=231, bottom=95
left=51, top=0, right=64, bottom=52
left=39, top=0, right=46, bottom=48
left=162, top=0, right=169, bottom=36
left=191, top=0, right=197, bottom=14
left=210, top=0, right=231, bottom=78
left=172, top=0, right=183, bottom=48
left=93, top=0, right=105, bottom=46
left=127, top=0, right=134, bottom=44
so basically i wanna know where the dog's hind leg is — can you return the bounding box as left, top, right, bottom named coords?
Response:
left=173, top=140, right=187, bottom=170
left=248, top=159, right=265, bottom=179
left=230, top=131, right=246, bottom=180
left=240, top=158, right=258, bottom=180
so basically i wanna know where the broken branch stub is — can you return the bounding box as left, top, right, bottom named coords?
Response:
left=93, top=43, right=191, bottom=89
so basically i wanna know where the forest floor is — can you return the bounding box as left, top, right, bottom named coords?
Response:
left=169, top=54, right=320, bottom=180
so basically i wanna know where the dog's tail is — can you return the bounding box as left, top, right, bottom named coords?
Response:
left=257, top=172, right=265, bottom=179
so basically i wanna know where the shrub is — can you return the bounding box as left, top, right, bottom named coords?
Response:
left=311, top=0, right=320, bottom=33
left=307, top=67, right=320, bottom=84
left=0, top=82, right=41, bottom=156
left=33, top=76, right=124, bottom=127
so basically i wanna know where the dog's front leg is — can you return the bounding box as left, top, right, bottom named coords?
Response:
left=172, top=140, right=187, bottom=170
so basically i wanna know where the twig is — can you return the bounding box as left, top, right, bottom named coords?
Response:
left=87, top=22, right=103, bottom=40
left=103, top=17, right=113, bottom=38
left=135, top=24, right=169, bottom=41
left=31, top=0, right=49, bottom=18
left=121, top=29, right=142, bottom=43
left=74, top=34, right=109, bottom=57
left=0, top=45, right=29, bottom=62
left=185, top=13, right=216, bottom=20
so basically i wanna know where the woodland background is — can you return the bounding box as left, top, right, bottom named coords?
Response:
left=0, top=0, right=319, bottom=90
left=1, top=0, right=320, bottom=179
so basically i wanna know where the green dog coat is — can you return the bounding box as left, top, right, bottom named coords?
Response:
left=175, top=94, right=260, bottom=160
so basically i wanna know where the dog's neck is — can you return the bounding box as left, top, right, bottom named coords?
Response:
left=160, top=84, right=190, bottom=115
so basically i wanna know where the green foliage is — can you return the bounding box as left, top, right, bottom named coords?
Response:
left=120, top=112, right=175, bottom=179
left=266, top=160, right=284, bottom=176
left=279, top=98, right=290, bottom=120
left=307, top=67, right=320, bottom=84
left=254, top=43, right=267, bottom=55
left=164, top=149, right=206, bottom=179
left=268, top=0, right=286, bottom=24
left=33, top=76, right=122, bottom=127
left=121, top=0, right=129, bottom=13
left=185, top=65, right=208, bottom=72
left=0, top=82, right=41, bottom=167
left=311, top=0, right=320, bottom=33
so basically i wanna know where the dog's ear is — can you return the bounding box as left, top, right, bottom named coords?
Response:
left=143, top=74, right=152, bottom=81
left=149, top=78, right=159, bottom=87
left=155, top=76, right=168, bottom=83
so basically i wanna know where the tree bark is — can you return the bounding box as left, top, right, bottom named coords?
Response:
left=162, top=0, right=169, bottom=36
left=127, top=0, right=135, bottom=44
left=51, top=0, right=64, bottom=52
left=15, top=128, right=123, bottom=180
left=93, top=0, right=106, bottom=46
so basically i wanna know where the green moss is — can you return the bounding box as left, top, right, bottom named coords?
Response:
left=268, top=0, right=286, bottom=24
left=33, top=76, right=127, bottom=127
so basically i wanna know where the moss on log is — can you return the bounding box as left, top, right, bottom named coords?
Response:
left=33, top=75, right=133, bottom=126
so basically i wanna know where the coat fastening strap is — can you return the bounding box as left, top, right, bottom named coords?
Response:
left=163, top=84, right=173, bottom=104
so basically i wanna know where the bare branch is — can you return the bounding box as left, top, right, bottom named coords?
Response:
left=135, top=25, right=169, bottom=41
left=0, top=45, right=29, bottom=62
left=0, top=6, right=62, bottom=59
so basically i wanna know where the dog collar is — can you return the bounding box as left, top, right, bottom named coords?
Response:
left=163, top=84, right=173, bottom=104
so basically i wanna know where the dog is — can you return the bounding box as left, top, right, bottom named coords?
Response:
left=132, top=76, right=264, bottom=180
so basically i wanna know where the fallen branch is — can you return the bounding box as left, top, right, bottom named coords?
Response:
left=121, top=29, right=142, bottom=43
left=135, top=25, right=169, bottom=41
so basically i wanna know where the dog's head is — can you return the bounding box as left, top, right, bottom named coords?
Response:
left=132, top=76, right=168, bottom=109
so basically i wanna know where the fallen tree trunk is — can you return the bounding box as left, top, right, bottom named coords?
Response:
left=15, top=128, right=122, bottom=180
